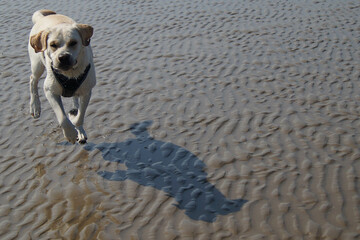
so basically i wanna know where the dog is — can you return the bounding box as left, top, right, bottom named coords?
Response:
left=28, top=9, right=96, bottom=144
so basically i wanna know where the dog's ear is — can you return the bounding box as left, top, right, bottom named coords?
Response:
left=77, top=24, right=93, bottom=46
left=30, top=31, right=49, bottom=53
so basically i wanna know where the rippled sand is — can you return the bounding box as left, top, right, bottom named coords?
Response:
left=0, top=0, right=359, bottom=239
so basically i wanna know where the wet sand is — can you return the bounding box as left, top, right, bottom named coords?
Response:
left=0, top=0, right=359, bottom=239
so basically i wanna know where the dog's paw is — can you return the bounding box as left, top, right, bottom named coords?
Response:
left=31, top=111, right=41, bottom=119
left=69, top=108, right=78, bottom=116
left=78, top=137, right=87, bottom=144
left=30, top=99, right=41, bottom=118
left=76, top=126, right=88, bottom=144
left=64, top=130, right=78, bottom=144
left=61, top=120, right=78, bottom=144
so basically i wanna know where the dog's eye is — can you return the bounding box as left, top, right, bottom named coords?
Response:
left=50, top=42, right=58, bottom=49
left=68, top=41, right=77, bottom=47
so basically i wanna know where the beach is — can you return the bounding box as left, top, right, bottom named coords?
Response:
left=0, top=0, right=359, bottom=239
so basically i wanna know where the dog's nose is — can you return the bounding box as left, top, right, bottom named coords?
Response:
left=58, top=54, right=71, bottom=65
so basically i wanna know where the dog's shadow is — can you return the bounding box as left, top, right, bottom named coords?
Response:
left=84, top=121, right=247, bottom=222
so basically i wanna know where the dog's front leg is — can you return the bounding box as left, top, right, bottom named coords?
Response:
left=44, top=90, right=78, bottom=144
left=29, top=61, right=44, bottom=118
left=69, top=92, right=91, bottom=144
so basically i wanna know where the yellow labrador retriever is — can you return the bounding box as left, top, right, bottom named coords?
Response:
left=28, top=10, right=96, bottom=144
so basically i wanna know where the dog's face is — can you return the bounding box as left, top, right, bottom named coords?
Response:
left=47, top=25, right=83, bottom=71
left=30, top=24, right=93, bottom=71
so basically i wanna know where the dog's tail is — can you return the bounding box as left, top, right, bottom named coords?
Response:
left=32, top=9, right=56, bottom=24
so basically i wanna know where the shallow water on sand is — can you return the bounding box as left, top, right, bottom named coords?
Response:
left=0, top=0, right=359, bottom=239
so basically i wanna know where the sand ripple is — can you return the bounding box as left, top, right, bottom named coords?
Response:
left=0, top=0, right=359, bottom=239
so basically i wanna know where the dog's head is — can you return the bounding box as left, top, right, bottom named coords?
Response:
left=30, top=24, right=93, bottom=71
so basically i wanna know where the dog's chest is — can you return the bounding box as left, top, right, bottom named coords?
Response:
left=51, top=64, right=91, bottom=97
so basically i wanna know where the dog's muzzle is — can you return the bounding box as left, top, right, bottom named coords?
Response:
left=57, top=53, right=77, bottom=70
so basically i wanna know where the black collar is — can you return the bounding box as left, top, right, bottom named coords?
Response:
left=51, top=64, right=91, bottom=97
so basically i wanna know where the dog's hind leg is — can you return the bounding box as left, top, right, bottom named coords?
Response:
left=29, top=59, right=44, bottom=118
left=69, top=97, right=79, bottom=116
left=68, top=93, right=91, bottom=144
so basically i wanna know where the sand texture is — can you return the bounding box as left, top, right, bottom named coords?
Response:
left=1, top=0, right=360, bottom=239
